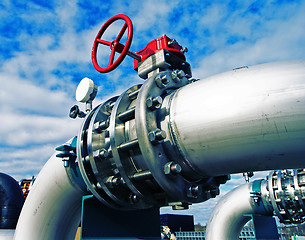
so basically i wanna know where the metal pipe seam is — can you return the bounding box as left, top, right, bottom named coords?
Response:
left=14, top=140, right=87, bottom=240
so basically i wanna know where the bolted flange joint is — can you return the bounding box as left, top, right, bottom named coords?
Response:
left=146, top=96, right=163, bottom=111
left=148, top=129, right=167, bottom=145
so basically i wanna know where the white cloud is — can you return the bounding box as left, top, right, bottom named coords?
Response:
left=192, top=1, right=305, bottom=79
left=0, top=144, right=57, bottom=180
left=0, top=112, right=81, bottom=146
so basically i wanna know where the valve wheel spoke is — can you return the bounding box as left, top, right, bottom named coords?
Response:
left=116, top=23, right=128, bottom=43
left=109, top=48, right=116, bottom=66
left=97, top=39, right=111, bottom=46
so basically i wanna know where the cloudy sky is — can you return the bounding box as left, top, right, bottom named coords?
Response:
left=1, top=0, right=305, bottom=225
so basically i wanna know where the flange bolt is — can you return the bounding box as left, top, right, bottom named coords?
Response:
left=93, top=149, right=111, bottom=160
left=155, top=74, right=169, bottom=88
left=171, top=70, right=186, bottom=83
left=148, top=129, right=166, bottom=144
left=146, top=96, right=163, bottom=111
left=129, top=193, right=139, bottom=204
left=164, top=162, right=182, bottom=175
left=106, top=176, right=122, bottom=188
left=187, top=185, right=202, bottom=198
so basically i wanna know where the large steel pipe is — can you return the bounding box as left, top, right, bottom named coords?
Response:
left=168, top=60, right=305, bottom=177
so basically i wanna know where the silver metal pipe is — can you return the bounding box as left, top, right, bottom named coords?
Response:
left=14, top=147, right=86, bottom=240
left=206, top=168, right=305, bottom=239
left=169, top=60, right=305, bottom=177
left=205, top=183, right=253, bottom=240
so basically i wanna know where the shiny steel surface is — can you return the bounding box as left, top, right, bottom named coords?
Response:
left=169, top=60, right=305, bottom=176
left=268, top=169, right=305, bottom=224
left=206, top=183, right=253, bottom=240
left=14, top=147, right=86, bottom=240
left=206, top=168, right=305, bottom=239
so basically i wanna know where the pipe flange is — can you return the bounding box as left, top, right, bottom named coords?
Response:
left=136, top=70, right=207, bottom=203
left=86, top=97, right=135, bottom=208
left=109, top=84, right=158, bottom=209
left=268, top=170, right=305, bottom=224
left=77, top=103, right=119, bottom=208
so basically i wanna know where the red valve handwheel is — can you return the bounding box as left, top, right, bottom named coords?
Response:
left=92, top=14, right=133, bottom=73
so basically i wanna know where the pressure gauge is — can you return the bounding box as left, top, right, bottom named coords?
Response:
left=76, top=77, right=98, bottom=103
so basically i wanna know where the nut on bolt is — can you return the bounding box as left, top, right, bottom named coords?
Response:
left=187, top=185, right=202, bottom=198
left=93, top=148, right=111, bottom=160
left=164, top=162, right=182, bottom=175
left=129, top=193, right=139, bottom=204
left=155, top=74, right=169, bottom=88
left=94, top=119, right=109, bottom=133
left=148, top=129, right=166, bottom=144
left=146, top=96, right=162, bottom=111
left=171, top=70, right=186, bottom=83
left=106, top=176, right=122, bottom=188
left=210, top=187, right=220, bottom=198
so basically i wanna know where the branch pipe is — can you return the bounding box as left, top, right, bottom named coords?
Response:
left=14, top=140, right=87, bottom=240
left=206, top=169, right=305, bottom=240
left=205, top=182, right=255, bottom=240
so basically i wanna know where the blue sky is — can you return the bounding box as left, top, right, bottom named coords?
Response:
left=1, top=0, right=305, bottom=225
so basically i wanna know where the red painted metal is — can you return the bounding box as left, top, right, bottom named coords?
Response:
left=134, top=35, right=186, bottom=70
left=92, top=15, right=186, bottom=74
left=92, top=14, right=133, bottom=73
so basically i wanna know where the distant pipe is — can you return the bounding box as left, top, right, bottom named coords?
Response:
left=206, top=169, right=305, bottom=239
left=205, top=183, right=255, bottom=240
left=205, top=179, right=276, bottom=240
left=14, top=142, right=87, bottom=240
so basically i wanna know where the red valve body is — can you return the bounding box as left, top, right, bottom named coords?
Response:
left=134, top=35, right=186, bottom=71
